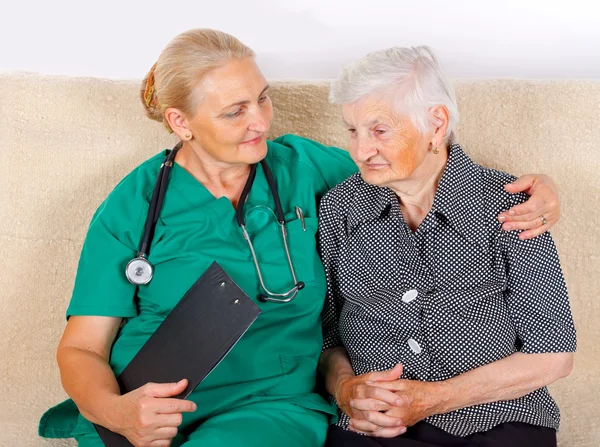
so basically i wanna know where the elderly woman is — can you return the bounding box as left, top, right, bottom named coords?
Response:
left=318, top=46, right=576, bottom=447
left=39, top=30, right=560, bottom=447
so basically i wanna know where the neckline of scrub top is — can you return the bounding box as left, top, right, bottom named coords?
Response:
left=169, top=159, right=270, bottom=238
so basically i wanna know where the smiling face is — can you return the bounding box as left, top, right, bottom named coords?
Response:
left=343, top=94, right=434, bottom=187
left=170, top=57, right=273, bottom=166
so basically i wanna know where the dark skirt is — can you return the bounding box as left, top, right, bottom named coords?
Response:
left=326, top=421, right=556, bottom=447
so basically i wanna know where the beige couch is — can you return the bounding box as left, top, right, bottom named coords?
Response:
left=1, top=73, right=599, bottom=446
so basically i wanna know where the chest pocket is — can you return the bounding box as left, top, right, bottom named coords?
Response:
left=285, top=216, right=325, bottom=286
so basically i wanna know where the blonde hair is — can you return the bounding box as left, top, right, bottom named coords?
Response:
left=141, top=29, right=255, bottom=132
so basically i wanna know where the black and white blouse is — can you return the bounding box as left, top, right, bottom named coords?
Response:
left=319, top=144, right=576, bottom=437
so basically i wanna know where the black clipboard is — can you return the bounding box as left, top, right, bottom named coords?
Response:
left=94, top=262, right=261, bottom=446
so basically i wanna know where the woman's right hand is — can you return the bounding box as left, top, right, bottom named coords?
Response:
left=57, top=317, right=196, bottom=446
left=111, top=379, right=197, bottom=447
left=334, top=364, right=407, bottom=436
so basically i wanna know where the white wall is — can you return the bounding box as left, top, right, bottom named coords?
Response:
left=1, top=0, right=599, bottom=80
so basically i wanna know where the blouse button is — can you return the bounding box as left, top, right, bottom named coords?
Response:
left=408, top=338, right=422, bottom=354
left=402, top=289, right=418, bottom=303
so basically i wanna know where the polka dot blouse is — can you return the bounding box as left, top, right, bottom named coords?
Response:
left=318, top=144, right=577, bottom=437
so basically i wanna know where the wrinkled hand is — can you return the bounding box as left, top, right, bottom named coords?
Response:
left=497, top=174, right=560, bottom=240
left=348, top=377, right=443, bottom=438
left=335, top=364, right=407, bottom=437
left=110, top=379, right=197, bottom=447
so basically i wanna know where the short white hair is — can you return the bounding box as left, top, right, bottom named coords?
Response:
left=330, top=46, right=458, bottom=141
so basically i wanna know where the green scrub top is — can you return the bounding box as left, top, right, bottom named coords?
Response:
left=39, top=134, right=357, bottom=440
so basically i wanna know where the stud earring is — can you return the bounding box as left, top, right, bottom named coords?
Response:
left=184, top=133, right=192, bottom=140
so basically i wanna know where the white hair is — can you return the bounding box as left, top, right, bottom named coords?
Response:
left=330, top=46, right=458, bottom=141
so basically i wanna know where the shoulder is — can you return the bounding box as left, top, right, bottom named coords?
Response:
left=268, top=133, right=348, bottom=164
left=267, top=134, right=357, bottom=188
left=88, top=152, right=165, bottom=234
left=266, top=135, right=315, bottom=170
left=480, top=166, right=528, bottom=213
left=446, top=145, right=526, bottom=215
left=269, top=133, right=345, bottom=155
left=319, top=173, right=364, bottom=227
left=108, top=152, right=164, bottom=203
left=321, top=173, right=363, bottom=208
left=476, top=165, right=531, bottom=244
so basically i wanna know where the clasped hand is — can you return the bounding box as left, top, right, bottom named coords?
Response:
left=334, top=364, right=443, bottom=438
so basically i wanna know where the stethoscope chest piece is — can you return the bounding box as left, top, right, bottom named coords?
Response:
left=126, top=256, right=154, bottom=285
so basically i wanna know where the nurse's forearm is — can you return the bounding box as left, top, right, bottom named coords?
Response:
left=318, top=347, right=355, bottom=397
left=57, top=346, right=121, bottom=430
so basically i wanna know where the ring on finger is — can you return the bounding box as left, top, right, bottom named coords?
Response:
left=540, top=215, right=548, bottom=226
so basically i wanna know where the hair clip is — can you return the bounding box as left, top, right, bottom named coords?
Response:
left=144, top=63, right=157, bottom=107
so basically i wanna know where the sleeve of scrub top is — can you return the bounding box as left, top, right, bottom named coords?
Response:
left=66, top=188, right=148, bottom=319
left=502, top=194, right=577, bottom=355
left=272, top=134, right=358, bottom=191
left=317, top=190, right=348, bottom=351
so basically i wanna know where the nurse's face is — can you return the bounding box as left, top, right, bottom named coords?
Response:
left=342, top=94, right=432, bottom=187
left=185, top=57, right=273, bottom=166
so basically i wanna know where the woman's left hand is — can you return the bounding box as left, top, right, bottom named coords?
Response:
left=497, top=174, right=560, bottom=240
left=348, top=379, right=444, bottom=437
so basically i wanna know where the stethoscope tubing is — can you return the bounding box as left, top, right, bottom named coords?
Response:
left=126, top=141, right=304, bottom=303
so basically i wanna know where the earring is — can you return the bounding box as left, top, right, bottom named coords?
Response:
left=184, top=133, right=192, bottom=140
left=433, top=145, right=439, bottom=155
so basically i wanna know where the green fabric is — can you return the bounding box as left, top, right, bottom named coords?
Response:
left=38, top=399, right=80, bottom=438
left=72, top=401, right=329, bottom=447
left=39, top=135, right=357, bottom=442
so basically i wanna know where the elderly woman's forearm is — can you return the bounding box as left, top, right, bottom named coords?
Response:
left=319, top=347, right=355, bottom=397
left=57, top=346, right=122, bottom=430
left=435, top=352, right=573, bottom=415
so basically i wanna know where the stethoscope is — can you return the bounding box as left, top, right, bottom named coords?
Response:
left=125, top=142, right=305, bottom=303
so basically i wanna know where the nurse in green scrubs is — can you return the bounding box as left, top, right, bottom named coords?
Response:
left=39, top=29, right=560, bottom=447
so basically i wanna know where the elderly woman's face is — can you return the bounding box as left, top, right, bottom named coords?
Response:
left=187, top=57, right=273, bottom=165
left=343, top=94, right=432, bottom=187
